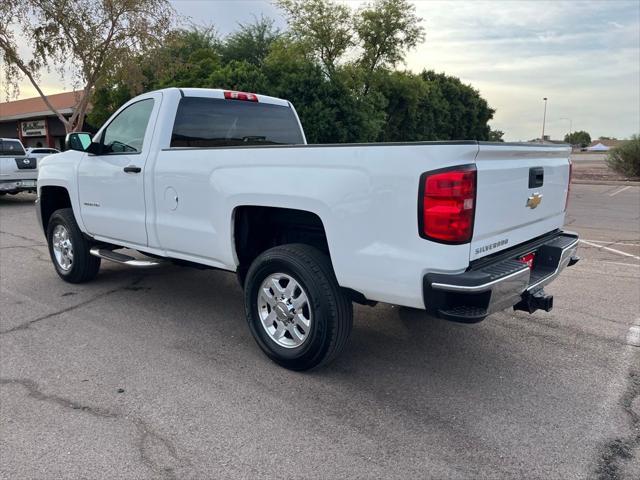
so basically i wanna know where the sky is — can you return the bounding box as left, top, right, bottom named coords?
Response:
left=7, top=0, right=640, bottom=141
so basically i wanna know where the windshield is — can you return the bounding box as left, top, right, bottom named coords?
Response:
left=170, top=97, right=304, bottom=148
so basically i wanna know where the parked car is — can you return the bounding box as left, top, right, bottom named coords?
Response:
left=35, top=88, right=579, bottom=370
left=25, top=147, right=60, bottom=165
left=0, top=138, right=38, bottom=195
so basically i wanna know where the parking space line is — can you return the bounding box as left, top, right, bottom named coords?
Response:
left=627, top=324, right=640, bottom=347
left=608, top=186, right=632, bottom=197
left=581, top=239, right=640, bottom=247
left=603, top=261, right=640, bottom=267
left=579, top=239, right=640, bottom=260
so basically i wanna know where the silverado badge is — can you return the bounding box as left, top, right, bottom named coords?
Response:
left=526, top=192, right=543, bottom=209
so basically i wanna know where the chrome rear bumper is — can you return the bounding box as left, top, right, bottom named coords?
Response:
left=0, top=179, right=37, bottom=192
left=423, top=231, right=579, bottom=322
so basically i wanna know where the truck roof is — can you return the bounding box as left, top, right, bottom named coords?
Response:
left=150, top=87, right=291, bottom=108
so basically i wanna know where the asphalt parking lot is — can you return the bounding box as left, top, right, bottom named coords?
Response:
left=1, top=184, right=639, bottom=479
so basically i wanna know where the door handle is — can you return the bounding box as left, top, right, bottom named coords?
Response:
left=528, top=167, right=544, bottom=188
left=123, top=165, right=141, bottom=173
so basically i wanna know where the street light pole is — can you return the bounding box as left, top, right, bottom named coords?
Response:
left=541, top=97, right=548, bottom=143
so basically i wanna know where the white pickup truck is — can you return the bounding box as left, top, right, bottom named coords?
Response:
left=36, top=88, right=579, bottom=370
left=0, top=138, right=38, bottom=195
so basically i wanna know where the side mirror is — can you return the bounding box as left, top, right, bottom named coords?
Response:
left=86, top=141, right=103, bottom=155
left=65, top=132, right=92, bottom=152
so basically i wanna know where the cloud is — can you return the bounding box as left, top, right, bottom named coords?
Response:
left=405, top=0, right=640, bottom=140
left=171, top=0, right=285, bottom=34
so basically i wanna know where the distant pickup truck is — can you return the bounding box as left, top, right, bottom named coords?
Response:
left=0, top=138, right=38, bottom=195
left=36, top=88, right=579, bottom=370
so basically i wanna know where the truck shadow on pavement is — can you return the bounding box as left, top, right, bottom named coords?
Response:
left=3, top=239, right=631, bottom=478
left=97, top=261, right=545, bottom=391
left=107, top=263, right=617, bottom=476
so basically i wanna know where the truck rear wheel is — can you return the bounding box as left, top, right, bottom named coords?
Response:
left=46, top=208, right=101, bottom=283
left=243, top=244, right=352, bottom=371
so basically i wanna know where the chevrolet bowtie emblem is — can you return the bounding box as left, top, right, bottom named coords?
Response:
left=526, top=192, right=543, bottom=209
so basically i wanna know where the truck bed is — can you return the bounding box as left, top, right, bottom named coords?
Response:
left=140, top=138, right=569, bottom=308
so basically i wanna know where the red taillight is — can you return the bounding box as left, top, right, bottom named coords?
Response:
left=565, top=159, right=572, bottom=211
left=224, top=90, right=258, bottom=102
left=419, top=166, right=476, bottom=243
left=519, top=252, right=536, bottom=269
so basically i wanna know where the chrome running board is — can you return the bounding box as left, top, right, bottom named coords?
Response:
left=89, top=248, right=164, bottom=268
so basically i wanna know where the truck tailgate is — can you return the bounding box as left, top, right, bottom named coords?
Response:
left=471, top=143, right=571, bottom=261
left=0, top=156, right=37, bottom=180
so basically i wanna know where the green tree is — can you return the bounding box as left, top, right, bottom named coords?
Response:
left=606, top=135, right=640, bottom=178
left=564, top=130, right=591, bottom=147
left=87, top=84, right=134, bottom=128
left=87, top=28, right=222, bottom=127
left=488, top=129, right=505, bottom=142
left=89, top=23, right=390, bottom=144
left=374, top=70, right=448, bottom=141
left=0, top=0, right=174, bottom=132
left=355, top=0, right=424, bottom=93
left=87, top=9, right=495, bottom=145
left=275, top=0, right=353, bottom=77
left=261, top=39, right=386, bottom=143
left=221, top=16, right=281, bottom=66
left=151, top=28, right=222, bottom=89
left=376, top=70, right=494, bottom=142
left=207, top=60, right=267, bottom=94
left=420, top=70, right=494, bottom=140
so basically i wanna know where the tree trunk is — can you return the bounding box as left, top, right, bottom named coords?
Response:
left=74, top=116, right=85, bottom=132
left=67, top=86, right=92, bottom=132
left=12, top=58, right=73, bottom=132
left=2, top=44, right=88, bottom=134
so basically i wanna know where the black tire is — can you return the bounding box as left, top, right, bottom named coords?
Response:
left=243, top=244, right=353, bottom=371
left=46, top=208, right=101, bottom=283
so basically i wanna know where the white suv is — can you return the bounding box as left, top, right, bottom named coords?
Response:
left=25, top=147, right=60, bottom=164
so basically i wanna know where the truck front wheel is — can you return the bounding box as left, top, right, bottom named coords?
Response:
left=243, top=244, right=353, bottom=371
left=46, top=208, right=101, bottom=283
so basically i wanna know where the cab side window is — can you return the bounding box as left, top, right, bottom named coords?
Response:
left=102, top=99, right=154, bottom=154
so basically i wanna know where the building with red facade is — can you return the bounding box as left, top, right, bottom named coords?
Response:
left=0, top=91, right=91, bottom=150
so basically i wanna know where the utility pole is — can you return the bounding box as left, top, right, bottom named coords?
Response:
left=560, top=117, right=572, bottom=138
left=541, top=97, right=548, bottom=143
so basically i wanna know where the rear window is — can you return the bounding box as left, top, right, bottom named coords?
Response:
left=0, top=139, right=26, bottom=156
left=32, top=148, right=58, bottom=154
left=170, top=97, right=304, bottom=148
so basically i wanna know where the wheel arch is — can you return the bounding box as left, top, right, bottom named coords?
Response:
left=232, top=205, right=331, bottom=274
left=231, top=205, right=373, bottom=305
left=39, top=185, right=74, bottom=233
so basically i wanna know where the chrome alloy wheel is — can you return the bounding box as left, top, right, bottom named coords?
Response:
left=52, top=224, right=74, bottom=271
left=257, top=273, right=312, bottom=348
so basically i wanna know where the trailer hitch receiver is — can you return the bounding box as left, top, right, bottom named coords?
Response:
left=513, top=289, right=554, bottom=314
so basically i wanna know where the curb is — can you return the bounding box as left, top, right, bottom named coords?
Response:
left=572, top=179, right=640, bottom=186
